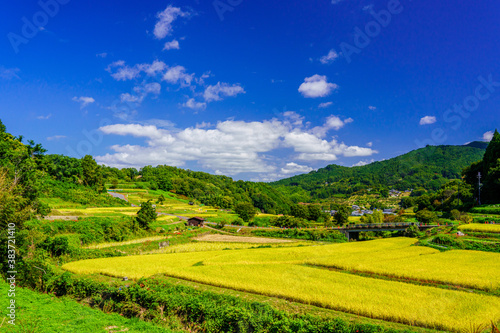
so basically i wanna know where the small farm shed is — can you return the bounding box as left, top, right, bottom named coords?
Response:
left=187, top=217, right=205, bottom=227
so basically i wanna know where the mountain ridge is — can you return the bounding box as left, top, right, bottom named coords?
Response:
left=271, top=144, right=486, bottom=198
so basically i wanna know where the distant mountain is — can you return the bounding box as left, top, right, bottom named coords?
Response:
left=463, top=141, right=489, bottom=150
left=271, top=145, right=486, bottom=199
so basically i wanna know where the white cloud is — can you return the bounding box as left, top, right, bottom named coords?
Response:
left=96, top=52, right=107, bottom=58
left=72, top=96, right=95, bottom=109
left=311, top=115, right=353, bottom=137
left=483, top=131, right=494, bottom=142
left=97, top=116, right=376, bottom=175
left=419, top=116, right=437, bottom=125
left=203, top=82, right=245, bottom=102
left=139, top=60, right=167, bottom=76
left=162, top=65, right=194, bottom=86
left=134, top=82, right=161, bottom=95
left=107, top=60, right=166, bottom=81
left=318, top=101, right=333, bottom=108
left=107, top=62, right=141, bottom=81
left=163, top=40, right=180, bottom=50
left=281, top=162, right=313, bottom=175
left=331, top=0, right=344, bottom=4
left=298, top=75, right=338, bottom=98
left=0, top=67, right=20, bottom=80
left=352, top=159, right=375, bottom=167
left=368, top=105, right=377, bottom=111
left=182, top=98, right=207, bottom=111
left=37, top=114, right=52, bottom=120
left=283, top=111, right=304, bottom=127
left=320, top=50, right=339, bottom=64
left=120, top=83, right=162, bottom=105
left=366, top=141, right=373, bottom=147
left=154, top=5, right=189, bottom=39
left=120, top=93, right=142, bottom=103
left=47, top=135, right=67, bottom=141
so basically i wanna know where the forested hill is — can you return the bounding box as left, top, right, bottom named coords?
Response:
left=271, top=145, right=486, bottom=198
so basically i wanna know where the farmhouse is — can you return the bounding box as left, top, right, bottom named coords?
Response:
left=187, top=217, right=205, bottom=227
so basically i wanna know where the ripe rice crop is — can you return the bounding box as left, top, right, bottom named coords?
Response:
left=83, top=236, right=170, bottom=249
left=459, top=223, right=500, bottom=233
left=147, top=241, right=311, bottom=254
left=63, top=246, right=500, bottom=331
left=193, top=234, right=295, bottom=243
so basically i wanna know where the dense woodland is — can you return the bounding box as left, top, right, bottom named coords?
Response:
left=271, top=144, right=487, bottom=198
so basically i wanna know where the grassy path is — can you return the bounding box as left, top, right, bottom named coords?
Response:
left=0, top=281, right=176, bottom=333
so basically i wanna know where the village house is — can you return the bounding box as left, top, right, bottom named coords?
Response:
left=187, top=216, right=205, bottom=227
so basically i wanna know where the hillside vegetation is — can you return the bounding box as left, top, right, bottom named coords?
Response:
left=272, top=145, right=486, bottom=198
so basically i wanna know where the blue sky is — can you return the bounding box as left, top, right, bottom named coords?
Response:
left=1, top=0, right=499, bottom=181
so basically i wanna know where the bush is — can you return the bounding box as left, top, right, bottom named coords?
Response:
left=432, top=234, right=464, bottom=248
left=42, top=236, right=74, bottom=256
left=231, top=217, right=244, bottom=226
left=450, top=209, right=461, bottom=221
left=234, top=202, right=257, bottom=222
left=415, top=209, right=438, bottom=224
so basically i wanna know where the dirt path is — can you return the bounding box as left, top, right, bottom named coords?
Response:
left=108, top=191, right=128, bottom=201
left=43, top=216, right=79, bottom=221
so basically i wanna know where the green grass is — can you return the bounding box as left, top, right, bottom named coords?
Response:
left=0, top=281, right=176, bottom=333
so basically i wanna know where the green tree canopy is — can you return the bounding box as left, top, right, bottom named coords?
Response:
left=136, top=200, right=156, bottom=229
left=234, top=202, right=257, bottom=222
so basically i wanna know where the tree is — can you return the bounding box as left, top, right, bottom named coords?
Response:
left=157, top=194, right=166, bottom=205
left=415, top=209, right=437, bottom=224
left=136, top=200, right=156, bottom=229
left=234, top=202, right=256, bottom=222
left=483, top=129, right=500, bottom=173
left=333, top=205, right=350, bottom=226
left=463, top=129, right=500, bottom=203
left=291, top=204, right=308, bottom=219
left=372, top=210, right=384, bottom=224
left=81, top=155, right=104, bottom=192
left=450, top=209, right=461, bottom=221
left=307, top=205, right=323, bottom=221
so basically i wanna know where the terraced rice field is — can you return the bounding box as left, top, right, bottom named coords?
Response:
left=148, top=241, right=312, bottom=254
left=459, top=223, right=500, bottom=233
left=83, top=236, right=170, bottom=249
left=193, top=234, right=294, bottom=243
left=63, top=238, right=500, bottom=331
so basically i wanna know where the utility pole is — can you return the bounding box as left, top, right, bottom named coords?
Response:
left=477, top=172, right=482, bottom=205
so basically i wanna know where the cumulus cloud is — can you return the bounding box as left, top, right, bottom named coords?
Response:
left=72, top=96, right=95, bottom=109
left=96, top=115, right=377, bottom=175
left=311, top=115, right=353, bottom=137
left=368, top=105, right=377, bottom=111
left=182, top=98, right=207, bottom=111
left=203, top=82, right=245, bottom=102
left=162, top=65, right=194, bottom=86
left=419, top=116, right=437, bottom=125
left=320, top=50, right=339, bottom=64
left=96, top=52, right=107, bottom=58
left=106, top=60, right=167, bottom=81
left=154, top=5, right=190, bottom=39
left=318, top=102, right=333, bottom=108
left=483, top=131, right=494, bottom=142
left=163, top=40, right=180, bottom=50
left=281, top=162, right=313, bottom=174
left=120, top=83, right=162, bottom=105
left=298, top=75, right=338, bottom=98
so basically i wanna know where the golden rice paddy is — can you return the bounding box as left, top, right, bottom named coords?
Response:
left=63, top=238, right=500, bottom=331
